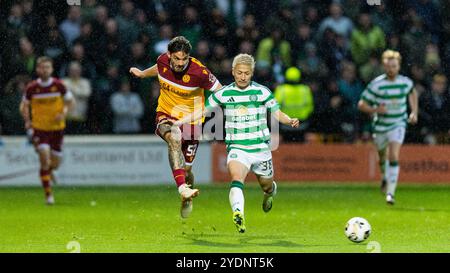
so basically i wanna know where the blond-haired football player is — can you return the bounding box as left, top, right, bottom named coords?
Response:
left=358, top=50, right=418, bottom=205
left=175, top=54, right=299, bottom=232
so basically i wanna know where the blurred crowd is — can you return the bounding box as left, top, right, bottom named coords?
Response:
left=1, top=0, right=449, bottom=144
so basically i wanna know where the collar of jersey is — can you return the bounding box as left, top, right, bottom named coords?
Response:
left=37, top=77, right=54, bottom=87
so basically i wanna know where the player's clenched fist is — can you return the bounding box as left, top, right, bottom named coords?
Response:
left=290, top=118, right=300, bottom=128
left=129, top=67, right=143, bottom=78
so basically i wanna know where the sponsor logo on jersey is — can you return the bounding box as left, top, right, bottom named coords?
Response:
left=231, top=114, right=257, bottom=122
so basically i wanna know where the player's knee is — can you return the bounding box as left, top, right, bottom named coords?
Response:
left=230, top=174, right=244, bottom=182
left=259, top=177, right=273, bottom=192
left=389, top=154, right=399, bottom=162
left=185, top=165, right=193, bottom=174
left=41, top=159, right=51, bottom=170
left=51, top=161, right=60, bottom=170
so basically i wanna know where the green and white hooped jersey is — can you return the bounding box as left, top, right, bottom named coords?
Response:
left=206, top=81, right=280, bottom=153
left=360, top=74, right=414, bottom=134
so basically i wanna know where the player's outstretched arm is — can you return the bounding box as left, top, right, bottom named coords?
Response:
left=407, top=88, right=418, bottom=124
left=272, top=109, right=300, bottom=128
left=129, top=64, right=158, bottom=78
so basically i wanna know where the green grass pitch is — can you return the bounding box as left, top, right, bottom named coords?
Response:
left=0, top=183, right=449, bottom=253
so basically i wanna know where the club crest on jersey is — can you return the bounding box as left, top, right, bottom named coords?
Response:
left=250, top=94, right=258, bottom=102
left=51, top=86, right=58, bottom=92
left=163, top=67, right=168, bottom=73
left=182, top=75, right=190, bottom=83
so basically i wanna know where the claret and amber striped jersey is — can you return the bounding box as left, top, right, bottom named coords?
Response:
left=23, top=77, right=72, bottom=131
left=156, top=53, right=220, bottom=120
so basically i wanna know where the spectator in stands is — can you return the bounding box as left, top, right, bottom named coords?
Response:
left=424, top=43, right=442, bottom=76
left=317, top=2, right=354, bottom=42
left=359, top=52, right=384, bottom=85
left=238, top=40, right=255, bottom=56
left=116, top=0, right=139, bottom=46
left=6, top=3, right=29, bottom=38
left=104, top=18, right=123, bottom=65
left=153, top=24, right=173, bottom=55
left=235, top=14, right=259, bottom=44
left=80, top=0, right=98, bottom=21
left=135, top=9, right=156, bottom=41
left=341, top=0, right=362, bottom=22
left=59, top=42, right=97, bottom=80
left=63, top=61, right=92, bottom=134
left=215, top=0, right=246, bottom=27
left=303, top=5, right=320, bottom=33
left=202, top=8, right=232, bottom=48
left=297, top=42, right=329, bottom=81
left=314, top=78, right=354, bottom=142
left=17, top=37, right=37, bottom=76
left=0, top=75, right=31, bottom=135
left=110, top=79, right=144, bottom=134
left=419, top=74, right=450, bottom=144
left=256, top=28, right=292, bottom=83
left=274, top=67, right=314, bottom=142
left=370, top=2, right=395, bottom=36
left=91, top=5, right=108, bottom=39
left=338, top=62, right=363, bottom=141
left=209, top=44, right=230, bottom=83
left=402, top=15, right=432, bottom=66
left=59, top=6, right=82, bottom=47
left=195, top=40, right=211, bottom=64
left=350, top=13, right=386, bottom=66
left=180, top=6, right=202, bottom=50
left=320, top=28, right=351, bottom=77
left=42, top=28, right=67, bottom=71
left=408, top=0, right=442, bottom=43
left=291, top=23, right=314, bottom=63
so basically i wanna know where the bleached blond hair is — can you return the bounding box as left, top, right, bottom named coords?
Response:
left=382, top=50, right=402, bottom=64
left=232, top=53, right=255, bottom=71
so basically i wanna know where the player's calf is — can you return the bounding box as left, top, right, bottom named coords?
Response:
left=262, top=181, right=277, bottom=213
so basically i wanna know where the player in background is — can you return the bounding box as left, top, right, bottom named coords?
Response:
left=19, top=56, right=75, bottom=205
left=175, top=54, right=299, bottom=232
left=358, top=50, right=418, bottom=205
left=129, top=36, right=222, bottom=218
